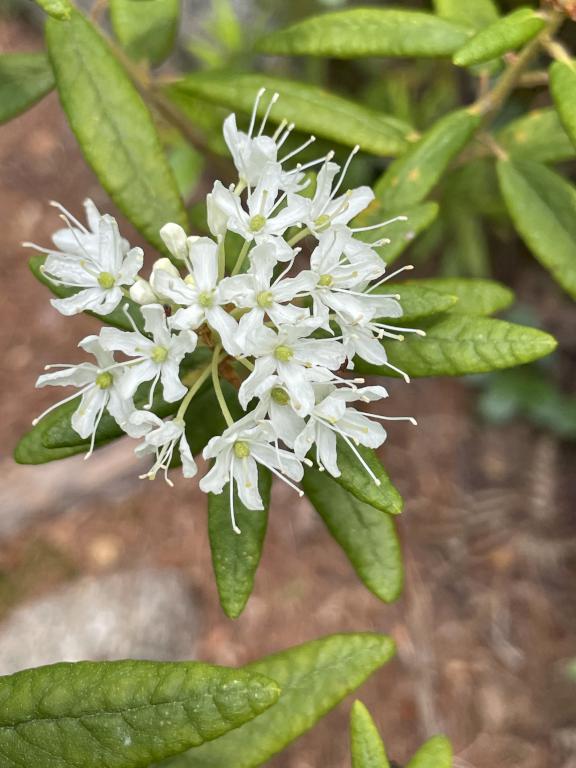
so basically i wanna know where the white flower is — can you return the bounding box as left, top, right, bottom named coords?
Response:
left=129, top=257, right=181, bottom=306
left=128, top=411, right=197, bottom=485
left=219, top=241, right=314, bottom=332
left=294, top=384, right=389, bottom=479
left=210, top=170, right=308, bottom=244
left=238, top=317, right=346, bottom=415
left=304, top=154, right=374, bottom=236
left=99, top=304, right=197, bottom=404
left=200, top=414, right=304, bottom=530
left=34, top=335, right=132, bottom=456
left=151, top=237, right=240, bottom=355
left=159, top=223, right=190, bottom=263
left=252, top=377, right=306, bottom=448
left=26, top=206, right=143, bottom=317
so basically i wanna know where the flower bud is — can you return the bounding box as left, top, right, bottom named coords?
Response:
left=129, top=277, right=157, bottom=305
left=159, top=223, right=189, bottom=262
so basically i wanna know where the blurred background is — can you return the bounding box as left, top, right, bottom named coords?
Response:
left=1, top=1, right=576, bottom=766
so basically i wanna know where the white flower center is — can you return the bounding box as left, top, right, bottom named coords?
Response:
left=151, top=345, right=168, bottom=364
left=97, top=271, right=115, bottom=289
left=271, top=386, right=290, bottom=405
left=274, top=344, right=294, bottom=362
left=233, top=440, right=251, bottom=458
left=95, top=371, right=113, bottom=389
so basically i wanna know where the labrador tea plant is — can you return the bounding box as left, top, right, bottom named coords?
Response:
left=2, top=0, right=573, bottom=765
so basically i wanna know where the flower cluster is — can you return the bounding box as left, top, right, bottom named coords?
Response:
left=27, top=89, right=419, bottom=532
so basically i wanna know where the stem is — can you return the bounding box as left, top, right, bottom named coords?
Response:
left=211, top=344, right=234, bottom=427
left=231, top=240, right=251, bottom=276
left=176, top=361, right=213, bottom=421
left=288, top=227, right=310, bottom=247
left=217, top=236, right=226, bottom=281
left=471, top=11, right=563, bottom=125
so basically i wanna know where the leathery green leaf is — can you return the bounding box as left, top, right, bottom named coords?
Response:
left=0, top=660, right=279, bottom=768
left=433, top=0, right=498, bottom=31
left=374, top=109, right=481, bottom=210
left=350, top=700, right=390, bottom=768
left=497, top=158, right=576, bottom=299
left=384, top=283, right=458, bottom=322
left=398, top=277, right=514, bottom=316
left=159, top=633, right=395, bottom=768
left=110, top=0, right=180, bottom=66
left=550, top=59, right=576, bottom=152
left=355, top=315, right=557, bottom=379
left=302, top=469, right=403, bottom=604
left=0, top=53, right=54, bottom=124
left=257, top=9, right=470, bottom=59
left=354, top=202, right=439, bottom=266
left=497, top=108, right=575, bottom=164
left=168, top=72, right=413, bottom=158
left=453, top=8, right=546, bottom=68
left=332, top=437, right=402, bottom=516
left=29, top=254, right=144, bottom=333
left=34, top=0, right=72, bottom=20
left=46, top=9, right=187, bottom=254
left=208, top=468, right=271, bottom=619
left=407, top=736, right=453, bottom=768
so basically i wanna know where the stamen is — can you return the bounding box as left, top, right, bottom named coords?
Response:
left=272, top=118, right=288, bottom=142
left=367, top=414, right=418, bottom=425
left=276, top=122, right=295, bottom=149
left=248, top=87, right=266, bottom=138
left=264, top=462, right=304, bottom=497
left=367, top=265, right=414, bottom=292
left=32, top=384, right=93, bottom=425
left=84, top=396, right=107, bottom=460
left=257, top=92, right=279, bottom=136
left=323, top=144, right=359, bottom=208
left=49, top=200, right=88, bottom=233
left=351, top=215, right=408, bottom=233
left=144, top=370, right=161, bottom=410
left=122, top=303, right=142, bottom=334
left=280, top=135, right=316, bottom=164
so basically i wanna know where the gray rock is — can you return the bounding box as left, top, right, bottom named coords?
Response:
left=0, top=568, right=199, bottom=675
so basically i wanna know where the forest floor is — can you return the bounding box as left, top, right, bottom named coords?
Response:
left=2, top=14, right=576, bottom=768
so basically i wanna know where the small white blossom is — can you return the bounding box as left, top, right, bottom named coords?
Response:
left=252, top=377, right=306, bottom=448
left=128, top=411, right=197, bottom=485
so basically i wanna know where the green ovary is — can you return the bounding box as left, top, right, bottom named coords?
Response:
left=151, top=345, right=168, bottom=364
left=274, top=345, right=294, bottom=362
left=95, top=371, right=113, bottom=389
left=318, top=274, right=333, bottom=287
left=234, top=440, right=251, bottom=458
left=271, top=387, right=290, bottom=405
left=313, top=214, right=331, bottom=232
left=97, top=271, right=115, bottom=289
left=198, top=291, right=214, bottom=308
left=257, top=290, right=274, bottom=308
left=249, top=214, right=266, bottom=233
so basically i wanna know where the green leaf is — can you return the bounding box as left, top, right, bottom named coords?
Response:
left=332, top=438, right=402, bottom=516
left=374, top=109, right=481, bottom=210
left=110, top=0, right=180, bottom=66
left=0, top=659, right=279, bottom=768
left=497, top=158, right=576, bottom=299
left=257, top=10, right=470, bottom=59
left=0, top=53, right=54, bottom=124
left=433, top=0, right=498, bottom=31
left=29, top=254, right=144, bottom=332
left=208, top=468, right=271, bottom=619
left=407, top=736, right=453, bottom=768
left=400, top=278, right=513, bottom=316
left=34, top=0, right=72, bottom=20
left=350, top=700, right=389, bottom=768
left=14, top=402, right=89, bottom=465
left=386, top=283, right=458, bottom=321
left=46, top=9, right=187, bottom=254
left=355, top=315, right=557, bottom=379
left=550, top=59, right=576, bottom=152
left=159, top=633, right=395, bottom=768
left=302, top=469, right=403, bottom=604
left=168, top=73, right=414, bottom=158
left=354, top=202, right=439, bottom=266
left=497, top=108, right=575, bottom=164
left=453, top=8, right=546, bottom=68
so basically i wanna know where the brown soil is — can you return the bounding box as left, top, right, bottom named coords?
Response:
left=2, top=14, right=576, bottom=768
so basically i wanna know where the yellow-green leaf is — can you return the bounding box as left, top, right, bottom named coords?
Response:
left=110, top=0, right=180, bottom=66
left=433, top=0, right=498, bottom=31
left=46, top=9, right=187, bottom=254
left=0, top=53, right=54, bottom=124
left=302, top=469, right=403, bottom=604
left=167, top=72, right=414, bottom=158
left=401, top=278, right=513, bottom=316
left=453, top=8, right=546, bottom=68
left=257, top=9, right=470, bottom=59
left=387, top=283, right=458, bottom=321
left=374, top=109, right=481, bottom=210
left=550, top=59, right=576, bottom=152
left=497, top=158, right=576, bottom=299
left=350, top=701, right=390, bottom=768
left=355, top=202, right=439, bottom=266
left=407, top=736, right=453, bottom=768
left=497, top=108, right=575, bottom=164
left=34, top=0, right=72, bottom=20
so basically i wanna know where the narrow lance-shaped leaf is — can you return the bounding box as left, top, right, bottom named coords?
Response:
left=257, top=9, right=470, bottom=59
left=158, top=633, right=396, bottom=768
left=374, top=109, right=481, bottom=210
left=34, top=0, right=72, bottom=20
left=0, top=659, right=280, bottom=768
left=350, top=700, right=390, bottom=768
left=302, top=468, right=403, bottom=604
left=497, top=158, right=576, bottom=299
left=0, top=53, right=54, bottom=124
left=550, top=59, right=576, bottom=152
left=167, top=72, right=414, bottom=158
left=110, top=0, right=180, bottom=66
left=354, top=202, right=439, bottom=266
left=497, top=108, right=575, bottom=164
left=433, top=0, right=499, bottom=31
left=407, top=736, right=453, bottom=768
left=208, top=468, right=271, bottom=619
left=453, top=8, right=546, bottom=68
left=397, top=278, right=514, bottom=316
left=355, top=315, right=557, bottom=379
left=46, top=9, right=188, bottom=254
